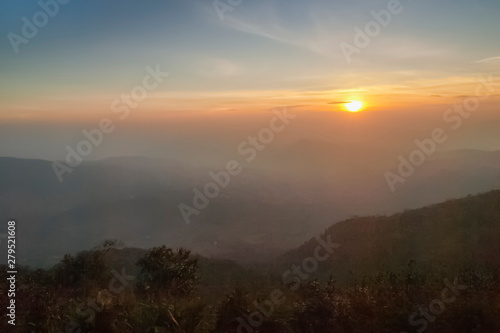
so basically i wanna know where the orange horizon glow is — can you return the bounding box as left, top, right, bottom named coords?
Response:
left=1, top=74, right=500, bottom=123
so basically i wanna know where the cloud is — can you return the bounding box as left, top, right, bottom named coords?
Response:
left=476, top=56, right=500, bottom=64
left=224, top=17, right=323, bottom=54
left=217, top=2, right=345, bottom=59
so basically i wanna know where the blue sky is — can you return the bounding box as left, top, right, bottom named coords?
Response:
left=0, top=0, right=499, bottom=120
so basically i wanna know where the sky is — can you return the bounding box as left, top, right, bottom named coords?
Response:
left=0, top=0, right=499, bottom=160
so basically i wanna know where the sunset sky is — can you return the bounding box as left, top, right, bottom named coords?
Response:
left=1, top=0, right=499, bottom=159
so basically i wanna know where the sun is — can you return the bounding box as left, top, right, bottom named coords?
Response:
left=345, top=100, right=364, bottom=112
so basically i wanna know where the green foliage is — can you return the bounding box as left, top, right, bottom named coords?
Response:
left=211, top=288, right=252, bottom=332
left=54, top=249, right=109, bottom=289
left=9, top=246, right=500, bottom=332
left=136, top=246, right=199, bottom=298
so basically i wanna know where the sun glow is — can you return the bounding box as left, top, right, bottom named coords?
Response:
left=345, top=100, right=364, bottom=112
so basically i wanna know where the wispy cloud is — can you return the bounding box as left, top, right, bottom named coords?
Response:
left=223, top=16, right=335, bottom=57
left=476, top=56, right=500, bottom=63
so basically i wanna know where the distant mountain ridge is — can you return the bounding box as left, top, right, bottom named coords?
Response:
left=0, top=148, right=499, bottom=268
left=44, top=190, right=500, bottom=289
left=280, top=189, right=500, bottom=281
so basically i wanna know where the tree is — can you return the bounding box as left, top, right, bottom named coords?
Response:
left=54, top=246, right=110, bottom=289
left=137, top=246, right=199, bottom=298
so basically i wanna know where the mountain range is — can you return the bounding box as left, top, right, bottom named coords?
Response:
left=0, top=145, right=499, bottom=268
